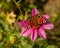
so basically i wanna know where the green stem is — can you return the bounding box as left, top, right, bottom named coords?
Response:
left=13, top=0, right=23, bottom=15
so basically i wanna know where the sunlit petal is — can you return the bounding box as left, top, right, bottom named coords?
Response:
left=18, top=20, right=28, bottom=28
left=22, top=28, right=33, bottom=37
left=42, top=14, right=49, bottom=19
left=42, top=23, right=54, bottom=30
left=30, top=29, right=37, bottom=42
left=31, top=8, right=39, bottom=16
left=38, top=28, right=46, bottom=39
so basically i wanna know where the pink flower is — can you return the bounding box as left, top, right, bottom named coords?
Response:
left=18, top=8, right=54, bottom=42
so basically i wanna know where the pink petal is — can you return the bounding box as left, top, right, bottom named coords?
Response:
left=18, top=20, right=28, bottom=28
left=22, top=28, right=33, bottom=37
left=30, top=29, right=37, bottom=42
left=38, top=28, right=46, bottom=39
left=21, top=28, right=27, bottom=36
left=31, top=8, right=39, bottom=16
left=42, top=23, right=54, bottom=30
left=42, top=14, right=49, bottom=19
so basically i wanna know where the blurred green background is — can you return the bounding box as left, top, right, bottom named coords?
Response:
left=0, top=0, right=60, bottom=48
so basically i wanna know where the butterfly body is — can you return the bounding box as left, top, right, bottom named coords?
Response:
left=28, top=15, right=47, bottom=29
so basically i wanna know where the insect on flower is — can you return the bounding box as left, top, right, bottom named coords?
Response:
left=27, top=14, right=47, bottom=29
left=18, top=8, right=54, bottom=42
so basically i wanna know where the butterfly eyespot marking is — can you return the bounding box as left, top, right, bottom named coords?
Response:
left=38, top=15, right=41, bottom=19
left=28, top=19, right=32, bottom=22
left=28, top=26, right=32, bottom=29
left=43, top=20, right=46, bottom=23
left=30, top=20, right=32, bottom=22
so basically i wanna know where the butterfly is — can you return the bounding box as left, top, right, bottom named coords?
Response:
left=27, top=14, right=47, bottom=29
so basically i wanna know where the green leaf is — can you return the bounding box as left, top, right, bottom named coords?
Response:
left=33, top=44, right=39, bottom=48
left=46, top=45, right=56, bottom=48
